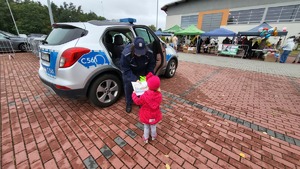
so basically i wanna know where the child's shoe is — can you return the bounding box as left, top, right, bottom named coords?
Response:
left=143, top=137, right=148, bottom=143
left=151, top=135, right=157, bottom=141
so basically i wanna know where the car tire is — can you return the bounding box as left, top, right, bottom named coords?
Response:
left=165, top=59, right=177, bottom=78
left=18, top=43, right=28, bottom=52
left=88, top=74, right=122, bottom=107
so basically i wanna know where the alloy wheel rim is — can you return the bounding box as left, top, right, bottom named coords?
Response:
left=96, top=80, right=119, bottom=103
left=169, top=61, right=176, bottom=76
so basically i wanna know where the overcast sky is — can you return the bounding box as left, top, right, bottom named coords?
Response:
left=36, top=0, right=177, bottom=30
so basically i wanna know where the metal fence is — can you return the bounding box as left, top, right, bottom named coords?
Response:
left=27, top=37, right=44, bottom=57
left=0, top=39, right=16, bottom=59
left=0, top=37, right=44, bottom=59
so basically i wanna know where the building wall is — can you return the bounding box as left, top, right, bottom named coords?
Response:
left=165, top=0, right=300, bottom=16
left=164, top=0, right=300, bottom=37
left=165, top=15, right=182, bottom=29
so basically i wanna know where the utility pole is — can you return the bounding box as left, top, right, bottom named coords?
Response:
left=156, top=0, right=158, bottom=31
left=47, top=0, right=54, bottom=26
left=6, top=0, right=19, bottom=35
left=101, top=1, right=104, bottom=18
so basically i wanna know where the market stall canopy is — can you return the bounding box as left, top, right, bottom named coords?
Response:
left=201, top=28, right=236, bottom=37
left=175, top=25, right=205, bottom=35
left=154, top=30, right=172, bottom=36
left=163, top=25, right=183, bottom=33
left=237, top=22, right=288, bottom=36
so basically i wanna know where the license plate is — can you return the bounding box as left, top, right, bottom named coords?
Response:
left=41, top=53, right=50, bottom=62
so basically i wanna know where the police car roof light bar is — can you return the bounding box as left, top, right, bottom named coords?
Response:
left=119, top=18, right=136, bottom=24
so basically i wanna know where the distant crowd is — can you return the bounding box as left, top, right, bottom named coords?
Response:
left=166, top=35, right=299, bottom=64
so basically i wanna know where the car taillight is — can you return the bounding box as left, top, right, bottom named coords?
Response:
left=59, top=47, right=90, bottom=68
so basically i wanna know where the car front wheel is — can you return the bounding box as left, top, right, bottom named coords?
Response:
left=88, top=74, right=122, bottom=107
left=19, top=43, right=28, bottom=52
left=165, top=59, right=177, bottom=78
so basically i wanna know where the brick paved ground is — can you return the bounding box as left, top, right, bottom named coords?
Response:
left=1, top=53, right=300, bottom=169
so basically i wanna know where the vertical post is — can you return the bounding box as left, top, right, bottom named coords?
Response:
left=156, top=0, right=158, bottom=31
left=101, top=1, right=104, bottom=18
left=47, top=0, right=54, bottom=26
left=261, top=7, right=268, bottom=24
left=6, top=0, right=19, bottom=35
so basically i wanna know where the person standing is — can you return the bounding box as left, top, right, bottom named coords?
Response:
left=246, top=38, right=253, bottom=59
left=251, top=41, right=259, bottom=58
left=280, top=38, right=295, bottom=63
left=203, top=37, right=210, bottom=53
left=276, top=38, right=282, bottom=49
left=172, top=35, right=178, bottom=51
left=132, top=72, right=162, bottom=143
left=242, top=37, right=249, bottom=58
left=228, top=38, right=233, bottom=44
left=196, top=36, right=203, bottom=53
left=257, top=38, right=267, bottom=60
left=120, top=37, right=156, bottom=113
left=222, top=37, right=230, bottom=44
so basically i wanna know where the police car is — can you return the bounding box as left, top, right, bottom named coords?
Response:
left=38, top=18, right=178, bottom=107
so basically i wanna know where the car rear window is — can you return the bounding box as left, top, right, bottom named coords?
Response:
left=45, top=25, right=87, bottom=45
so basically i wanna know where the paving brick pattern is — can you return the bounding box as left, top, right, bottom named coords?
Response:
left=178, top=52, right=300, bottom=78
left=1, top=53, right=300, bottom=168
left=161, top=61, right=300, bottom=140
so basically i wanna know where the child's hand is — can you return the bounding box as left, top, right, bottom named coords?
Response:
left=157, top=87, right=161, bottom=92
left=133, top=91, right=136, bottom=94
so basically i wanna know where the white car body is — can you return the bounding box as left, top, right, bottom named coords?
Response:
left=39, top=19, right=178, bottom=107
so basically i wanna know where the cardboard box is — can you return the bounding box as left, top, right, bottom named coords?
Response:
left=187, top=47, right=196, bottom=54
left=182, top=46, right=188, bottom=53
left=264, top=53, right=276, bottom=62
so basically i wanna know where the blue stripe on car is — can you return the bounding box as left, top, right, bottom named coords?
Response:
left=166, top=54, right=172, bottom=62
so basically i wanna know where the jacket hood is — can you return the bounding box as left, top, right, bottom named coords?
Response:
left=143, top=90, right=162, bottom=110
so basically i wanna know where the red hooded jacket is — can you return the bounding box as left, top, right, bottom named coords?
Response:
left=132, top=90, right=162, bottom=125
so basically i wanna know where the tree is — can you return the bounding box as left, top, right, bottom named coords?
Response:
left=0, top=0, right=13, bottom=33
left=11, top=0, right=51, bottom=34
left=0, top=0, right=106, bottom=35
left=52, top=2, right=105, bottom=23
left=148, top=25, right=156, bottom=32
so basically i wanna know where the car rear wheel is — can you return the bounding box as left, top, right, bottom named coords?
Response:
left=165, top=59, right=177, bottom=78
left=88, top=74, right=122, bottom=107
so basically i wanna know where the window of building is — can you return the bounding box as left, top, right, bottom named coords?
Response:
left=181, top=15, right=198, bottom=29
left=202, top=13, right=223, bottom=32
left=296, top=7, right=300, bottom=21
left=265, top=5, right=300, bottom=22
left=227, top=8, right=265, bottom=25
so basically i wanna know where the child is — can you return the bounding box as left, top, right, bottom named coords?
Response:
left=274, top=50, right=280, bottom=62
left=132, top=72, right=162, bottom=143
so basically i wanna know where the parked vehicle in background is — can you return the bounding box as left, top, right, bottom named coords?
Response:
left=27, top=33, right=47, bottom=43
left=38, top=18, right=178, bottom=107
left=0, top=30, right=30, bottom=52
left=27, top=34, right=47, bottom=57
left=28, top=33, right=47, bottom=38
